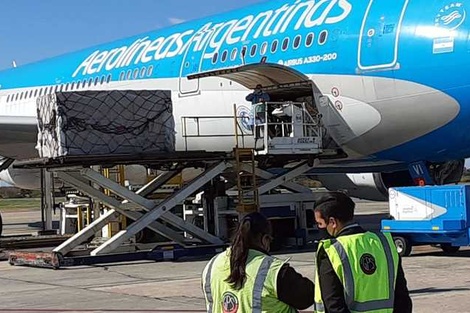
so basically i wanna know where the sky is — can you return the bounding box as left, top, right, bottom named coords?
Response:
left=0, top=0, right=265, bottom=71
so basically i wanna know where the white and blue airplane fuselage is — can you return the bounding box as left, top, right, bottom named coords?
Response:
left=0, top=0, right=467, bottom=198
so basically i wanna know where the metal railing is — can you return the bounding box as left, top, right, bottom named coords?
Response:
left=181, top=110, right=253, bottom=150
left=180, top=101, right=322, bottom=152
left=252, top=101, right=322, bottom=140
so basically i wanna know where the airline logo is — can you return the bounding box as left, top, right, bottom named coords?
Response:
left=72, top=0, right=353, bottom=77
left=435, top=2, right=466, bottom=30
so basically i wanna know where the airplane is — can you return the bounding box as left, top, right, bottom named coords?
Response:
left=0, top=0, right=467, bottom=208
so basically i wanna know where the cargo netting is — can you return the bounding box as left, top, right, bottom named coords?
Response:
left=36, top=90, right=175, bottom=158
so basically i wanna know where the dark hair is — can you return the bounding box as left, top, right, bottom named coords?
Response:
left=314, top=192, right=355, bottom=223
left=226, top=212, right=271, bottom=290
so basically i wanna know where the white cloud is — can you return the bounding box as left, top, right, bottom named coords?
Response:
left=168, top=17, right=186, bottom=25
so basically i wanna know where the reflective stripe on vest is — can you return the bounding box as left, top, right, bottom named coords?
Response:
left=315, top=232, right=397, bottom=313
left=203, top=250, right=291, bottom=313
left=204, top=255, right=218, bottom=313
left=314, top=301, right=325, bottom=312
left=252, top=256, right=275, bottom=313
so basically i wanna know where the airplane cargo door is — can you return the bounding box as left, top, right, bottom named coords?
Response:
left=358, top=0, right=409, bottom=71
left=179, top=28, right=214, bottom=95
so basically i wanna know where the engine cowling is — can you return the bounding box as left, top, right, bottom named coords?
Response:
left=0, top=165, right=152, bottom=190
left=0, top=165, right=207, bottom=190
left=0, top=168, right=42, bottom=190
left=316, top=171, right=415, bottom=201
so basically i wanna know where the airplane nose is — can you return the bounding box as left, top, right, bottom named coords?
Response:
left=324, top=77, right=460, bottom=159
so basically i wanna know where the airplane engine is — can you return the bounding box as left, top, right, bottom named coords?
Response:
left=316, top=160, right=465, bottom=201
left=0, top=168, right=42, bottom=190
left=316, top=171, right=415, bottom=201
left=0, top=165, right=151, bottom=191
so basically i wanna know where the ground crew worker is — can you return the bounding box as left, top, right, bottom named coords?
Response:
left=313, top=192, right=412, bottom=313
left=202, top=212, right=314, bottom=312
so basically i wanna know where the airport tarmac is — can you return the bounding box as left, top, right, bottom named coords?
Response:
left=0, top=202, right=469, bottom=312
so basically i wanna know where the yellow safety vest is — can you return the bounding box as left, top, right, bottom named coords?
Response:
left=202, top=248, right=296, bottom=313
left=314, top=232, right=399, bottom=313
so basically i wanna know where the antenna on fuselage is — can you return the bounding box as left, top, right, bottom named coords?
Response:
left=12, top=60, right=17, bottom=68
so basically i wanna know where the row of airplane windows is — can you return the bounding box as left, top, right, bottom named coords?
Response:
left=6, top=74, right=113, bottom=103
left=211, top=31, right=328, bottom=64
left=5, top=65, right=155, bottom=103
left=118, top=65, right=154, bottom=81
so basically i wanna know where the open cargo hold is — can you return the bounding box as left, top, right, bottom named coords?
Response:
left=36, top=90, right=175, bottom=158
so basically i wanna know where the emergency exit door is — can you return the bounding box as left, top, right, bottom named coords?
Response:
left=358, top=0, right=409, bottom=71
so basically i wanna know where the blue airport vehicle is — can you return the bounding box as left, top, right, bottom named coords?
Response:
left=381, top=185, right=470, bottom=256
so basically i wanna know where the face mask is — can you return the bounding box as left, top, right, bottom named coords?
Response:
left=317, top=227, right=331, bottom=240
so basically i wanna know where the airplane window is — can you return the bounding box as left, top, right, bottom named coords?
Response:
left=319, top=30, right=328, bottom=45
left=293, top=35, right=301, bottom=49
left=147, top=65, right=154, bottom=77
left=106, top=74, right=112, bottom=83
left=231, top=48, right=238, bottom=61
left=271, top=40, right=278, bottom=53
left=28, top=90, right=33, bottom=98
left=100, top=76, right=105, bottom=85
left=221, top=50, right=228, bottom=62
left=71, top=82, right=75, bottom=90
left=282, top=38, right=290, bottom=51
left=306, top=33, right=314, bottom=47
left=212, top=52, right=218, bottom=64
left=133, top=68, right=139, bottom=79
left=34, top=89, right=39, bottom=97
left=140, top=67, right=146, bottom=78
left=82, top=80, right=87, bottom=89
left=6, top=95, right=10, bottom=102
left=93, top=77, right=98, bottom=86
left=119, top=71, right=125, bottom=81
left=241, top=46, right=247, bottom=58
left=250, top=44, right=257, bottom=57
left=54, top=85, right=59, bottom=93
left=126, top=70, right=132, bottom=80
left=88, top=78, right=93, bottom=87
left=20, top=92, right=24, bottom=100
left=260, top=42, right=268, bottom=55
